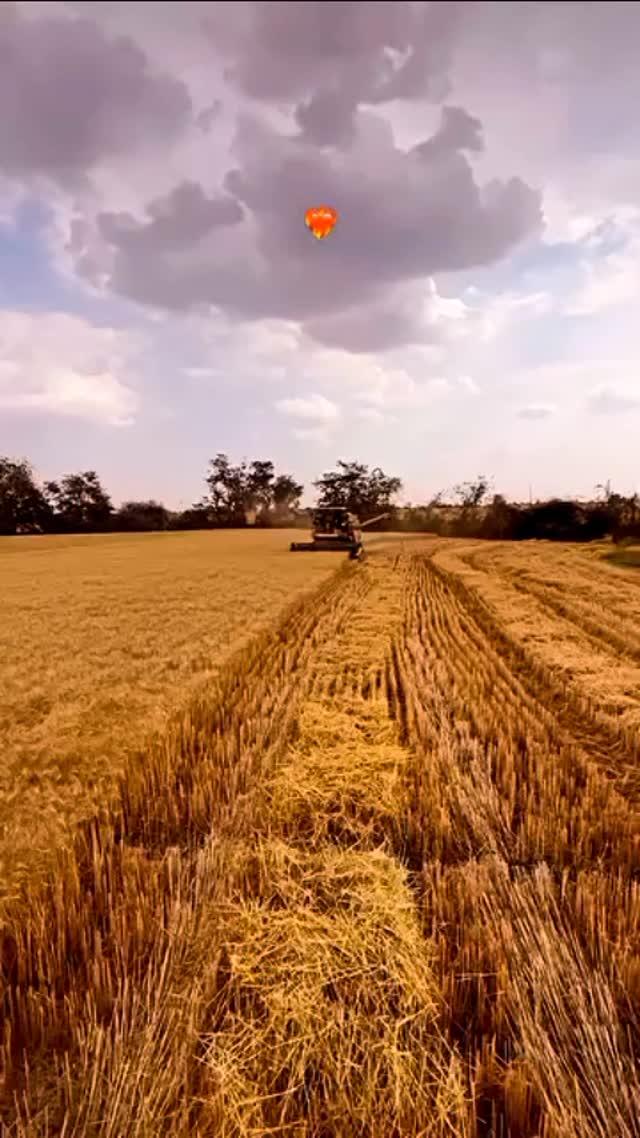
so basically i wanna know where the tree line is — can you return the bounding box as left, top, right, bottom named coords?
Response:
left=398, top=476, right=640, bottom=544
left=1, top=454, right=638, bottom=543
left=0, top=456, right=403, bottom=535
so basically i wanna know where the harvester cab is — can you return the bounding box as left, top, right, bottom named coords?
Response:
left=290, top=506, right=388, bottom=560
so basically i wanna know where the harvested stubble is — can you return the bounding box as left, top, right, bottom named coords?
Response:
left=1, top=537, right=640, bottom=1137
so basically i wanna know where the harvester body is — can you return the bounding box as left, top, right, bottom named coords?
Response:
left=290, top=506, right=388, bottom=559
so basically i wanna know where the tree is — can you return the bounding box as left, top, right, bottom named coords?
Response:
left=453, top=474, right=491, bottom=508
left=0, top=457, right=50, bottom=535
left=45, top=471, right=114, bottom=533
left=115, top=500, right=170, bottom=532
left=272, top=473, right=304, bottom=518
left=516, top=499, right=586, bottom=542
left=199, top=454, right=305, bottom=526
left=480, top=494, right=521, bottom=539
left=170, top=505, right=210, bottom=530
left=246, top=461, right=275, bottom=516
left=199, top=453, right=250, bottom=525
left=313, top=460, right=402, bottom=518
left=595, top=482, right=640, bottom=542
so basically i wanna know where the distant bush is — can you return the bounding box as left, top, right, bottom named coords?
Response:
left=115, top=501, right=171, bottom=532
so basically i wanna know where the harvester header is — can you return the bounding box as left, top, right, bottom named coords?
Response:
left=289, top=506, right=389, bottom=560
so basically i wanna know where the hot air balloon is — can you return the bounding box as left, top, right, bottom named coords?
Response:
left=305, top=205, right=339, bottom=240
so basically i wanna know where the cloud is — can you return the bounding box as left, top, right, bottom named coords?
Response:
left=0, top=3, right=543, bottom=358
left=564, top=224, right=640, bottom=316
left=0, top=5, right=192, bottom=186
left=182, top=366, right=217, bottom=379
left=291, top=425, right=333, bottom=444
left=517, top=403, right=556, bottom=420
left=205, top=1, right=461, bottom=108
left=304, top=278, right=480, bottom=354
left=588, top=386, right=640, bottom=415
left=195, top=99, right=222, bottom=132
left=0, top=310, right=139, bottom=425
left=275, top=393, right=340, bottom=423
left=98, top=181, right=244, bottom=251
left=456, top=374, right=479, bottom=393
left=0, top=369, right=137, bottom=425
left=75, top=104, right=540, bottom=351
left=357, top=407, right=386, bottom=424
left=356, top=370, right=452, bottom=412
left=476, top=289, right=553, bottom=341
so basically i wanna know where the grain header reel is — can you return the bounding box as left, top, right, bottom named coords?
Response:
left=290, top=506, right=389, bottom=560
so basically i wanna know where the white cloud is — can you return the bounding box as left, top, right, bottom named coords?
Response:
left=517, top=403, right=556, bottom=420
left=275, top=393, right=340, bottom=423
left=291, top=425, right=333, bottom=444
left=423, top=278, right=474, bottom=329
left=588, top=386, right=640, bottom=415
left=0, top=311, right=139, bottom=426
left=357, top=407, right=385, bottom=424
left=478, top=289, right=553, bottom=341
left=541, top=195, right=598, bottom=245
left=358, top=371, right=451, bottom=412
left=456, top=374, right=479, bottom=393
left=565, top=249, right=640, bottom=316
left=182, top=366, right=216, bottom=379
left=1, top=369, right=137, bottom=425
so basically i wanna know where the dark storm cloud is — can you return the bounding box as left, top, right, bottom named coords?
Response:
left=98, top=181, right=244, bottom=251
left=294, top=88, right=360, bottom=149
left=0, top=3, right=192, bottom=182
left=206, top=1, right=466, bottom=146
left=89, top=105, right=541, bottom=348
left=207, top=2, right=415, bottom=101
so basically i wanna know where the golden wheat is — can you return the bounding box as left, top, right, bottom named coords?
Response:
left=0, top=530, right=338, bottom=908
left=1, top=535, right=639, bottom=1136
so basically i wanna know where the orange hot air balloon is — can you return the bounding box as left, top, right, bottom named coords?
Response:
left=305, top=204, right=339, bottom=240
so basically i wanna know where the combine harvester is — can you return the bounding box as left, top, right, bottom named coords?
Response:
left=290, top=507, right=389, bottom=561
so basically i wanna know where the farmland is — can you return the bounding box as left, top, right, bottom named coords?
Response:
left=1, top=534, right=639, bottom=1136
left=0, top=531, right=339, bottom=908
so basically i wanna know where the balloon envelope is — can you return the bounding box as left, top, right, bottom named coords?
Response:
left=305, top=205, right=339, bottom=240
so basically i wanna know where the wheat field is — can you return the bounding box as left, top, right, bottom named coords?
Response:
left=1, top=533, right=639, bottom=1136
left=0, top=531, right=339, bottom=909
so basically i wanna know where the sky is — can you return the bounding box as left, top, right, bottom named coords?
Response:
left=1, top=1, right=640, bottom=509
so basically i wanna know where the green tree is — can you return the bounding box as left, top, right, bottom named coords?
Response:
left=45, top=471, right=114, bottom=533
left=595, top=482, right=640, bottom=542
left=0, top=457, right=50, bottom=534
left=199, top=454, right=249, bottom=525
left=246, top=460, right=275, bottom=516
left=480, top=494, right=520, bottom=539
left=272, top=473, right=304, bottom=519
left=453, top=474, right=491, bottom=508
left=115, top=500, right=170, bottom=532
left=199, top=454, right=304, bottom=526
left=170, top=505, right=210, bottom=531
left=313, top=460, right=401, bottom=518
